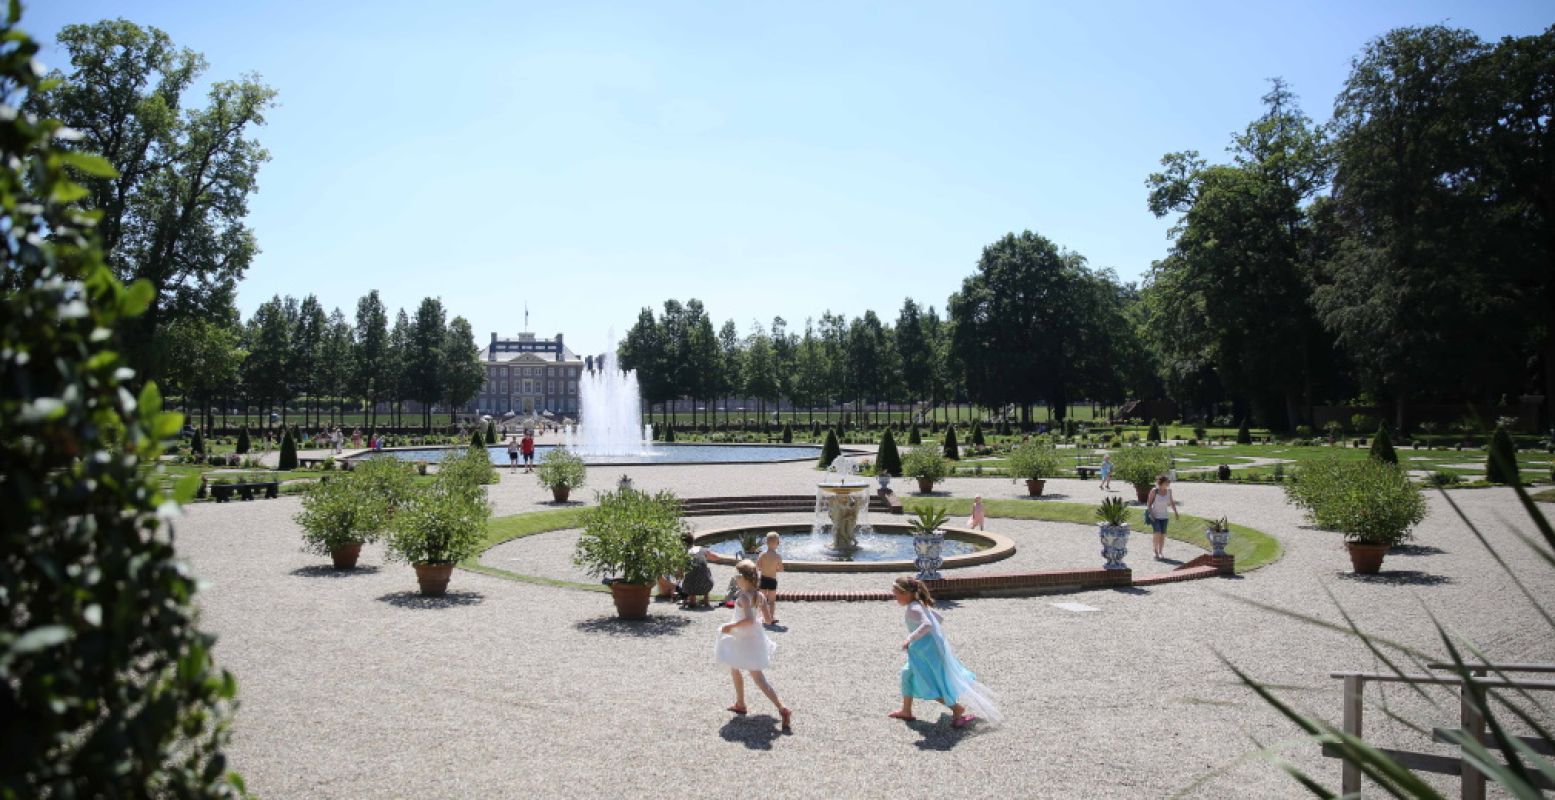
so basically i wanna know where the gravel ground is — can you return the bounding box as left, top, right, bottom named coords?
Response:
left=176, top=461, right=1555, bottom=799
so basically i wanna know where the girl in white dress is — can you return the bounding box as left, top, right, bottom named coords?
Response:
left=714, top=560, right=791, bottom=731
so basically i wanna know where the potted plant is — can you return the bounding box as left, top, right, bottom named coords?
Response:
left=1095, top=496, right=1131, bottom=570
left=385, top=449, right=493, bottom=595
left=1323, top=460, right=1426, bottom=574
left=536, top=448, right=587, bottom=503
left=1110, top=447, right=1172, bottom=503
left=1006, top=441, right=1060, bottom=496
left=907, top=504, right=950, bottom=580
left=901, top=447, right=949, bottom=494
left=573, top=488, right=691, bottom=620
left=295, top=472, right=390, bottom=570
left=1205, top=515, right=1231, bottom=557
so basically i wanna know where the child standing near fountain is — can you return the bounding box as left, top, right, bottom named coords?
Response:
left=889, top=576, right=1000, bottom=729
left=967, top=496, right=986, bottom=531
left=756, top=532, right=783, bottom=625
left=715, top=560, right=791, bottom=732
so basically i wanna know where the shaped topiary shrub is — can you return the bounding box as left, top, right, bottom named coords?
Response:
left=969, top=419, right=985, bottom=447
left=1236, top=420, right=1252, bottom=445
left=942, top=424, right=960, bottom=460
left=485, top=420, right=496, bottom=445
left=818, top=429, right=841, bottom=468
left=236, top=426, right=251, bottom=455
left=191, top=426, right=205, bottom=455
left=0, top=23, right=241, bottom=793
left=279, top=427, right=299, bottom=470
left=1487, top=426, right=1520, bottom=485
left=876, top=427, right=902, bottom=477
left=1147, top=420, right=1161, bottom=443
left=781, top=422, right=792, bottom=443
left=1369, top=423, right=1397, bottom=464
left=908, top=422, right=922, bottom=445
left=470, top=429, right=485, bottom=450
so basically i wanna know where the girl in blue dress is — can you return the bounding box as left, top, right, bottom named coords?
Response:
left=888, top=577, right=1001, bottom=728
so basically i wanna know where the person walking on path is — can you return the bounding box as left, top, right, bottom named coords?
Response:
left=520, top=430, right=536, bottom=473
left=714, top=560, right=791, bottom=732
left=756, top=532, right=783, bottom=625
left=1145, top=474, right=1179, bottom=559
left=888, top=577, right=1000, bottom=729
left=1098, top=453, right=1114, bottom=491
left=506, top=437, right=520, bottom=474
left=966, top=496, right=986, bottom=531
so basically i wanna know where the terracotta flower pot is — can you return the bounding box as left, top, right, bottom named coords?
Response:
left=1346, top=542, right=1388, bottom=574
left=1025, top=478, right=1046, bottom=497
left=414, top=563, right=454, bottom=596
left=656, top=575, right=677, bottom=599
left=916, top=477, right=935, bottom=494
left=610, top=581, right=652, bottom=620
left=1134, top=483, right=1151, bottom=504
left=330, top=542, right=363, bottom=570
left=551, top=485, right=571, bottom=503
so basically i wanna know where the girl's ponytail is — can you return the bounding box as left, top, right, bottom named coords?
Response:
left=893, top=576, right=935, bottom=607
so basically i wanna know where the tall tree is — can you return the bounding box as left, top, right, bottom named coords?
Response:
left=618, top=307, right=666, bottom=425
left=717, top=319, right=742, bottom=425
left=318, top=308, right=354, bottom=426
left=743, top=322, right=779, bottom=427
left=442, top=316, right=484, bottom=424
left=896, top=298, right=933, bottom=416
left=352, top=291, right=389, bottom=430
left=406, top=298, right=447, bottom=429
left=292, top=294, right=326, bottom=428
left=386, top=309, right=411, bottom=428
left=243, top=295, right=291, bottom=430
left=161, top=318, right=244, bottom=432
left=686, top=304, right=720, bottom=427
left=33, top=20, right=276, bottom=377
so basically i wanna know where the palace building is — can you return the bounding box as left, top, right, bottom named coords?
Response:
left=472, top=332, right=585, bottom=416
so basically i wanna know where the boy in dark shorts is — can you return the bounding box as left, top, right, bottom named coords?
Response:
left=756, top=532, right=783, bottom=625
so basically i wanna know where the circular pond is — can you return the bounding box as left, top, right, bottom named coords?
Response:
left=695, top=523, right=1017, bottom=573
left=360, top=442, right=823, bottom=466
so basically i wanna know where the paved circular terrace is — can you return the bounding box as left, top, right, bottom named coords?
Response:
left=175, top=458, right=1555, bottom=799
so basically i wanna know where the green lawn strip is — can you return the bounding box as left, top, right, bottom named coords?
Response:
left=457, top=507, right=605, bottom=591
left=1532, top=488, right=1555, bottom=504
left=900, top=497, right=1281, bottom=573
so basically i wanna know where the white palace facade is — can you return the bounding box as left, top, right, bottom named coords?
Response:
left=471, top=332, right=587, bottom=417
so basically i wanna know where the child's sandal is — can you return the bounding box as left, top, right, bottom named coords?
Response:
left=726, top=705, right=747, bottom=715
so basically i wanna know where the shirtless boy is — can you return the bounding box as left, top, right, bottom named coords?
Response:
left=756, top=532, right=783, bottom=625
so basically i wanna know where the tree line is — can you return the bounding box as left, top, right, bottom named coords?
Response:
left=162, top=291, right=483, bottom=432
left=623, top=24, right=1555, bottom=433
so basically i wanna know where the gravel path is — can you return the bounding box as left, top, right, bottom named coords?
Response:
left=175, top=461, right=1555, bottom=799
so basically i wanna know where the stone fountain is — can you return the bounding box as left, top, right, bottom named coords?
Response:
left=814, top=455, right=872, bottom=554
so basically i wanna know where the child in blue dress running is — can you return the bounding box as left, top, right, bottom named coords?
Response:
left=888, top=576, right=1001, bottom=729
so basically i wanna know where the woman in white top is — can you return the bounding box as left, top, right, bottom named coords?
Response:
left=1145, top=474, right=1179, bottom=559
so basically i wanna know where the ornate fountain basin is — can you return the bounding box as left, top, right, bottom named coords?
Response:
left=698, top=523, right=1016, bottom=572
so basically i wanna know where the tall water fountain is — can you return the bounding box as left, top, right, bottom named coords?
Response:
left=814, top=454, right=872, bottom=554
left=560, top=341, right=653, bottom=457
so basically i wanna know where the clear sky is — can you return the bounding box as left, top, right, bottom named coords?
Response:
left=28, top=0, right=1553, bottom=355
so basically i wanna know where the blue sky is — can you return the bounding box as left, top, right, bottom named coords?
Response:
left=29, top=1, right=1553, bottom=355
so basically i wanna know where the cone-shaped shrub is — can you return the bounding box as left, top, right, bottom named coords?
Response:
left=236, top=426, right=251, bottom=455
left=909, top=423, right=922, bottom=445
left=781, top=422, right=792, bottom=443
left=485, top=420, right=496, bottom=445
left=190, top=427, right=205, bottom=455
left=664, top=424, right=676, bottom=443
left=1369, top=423, right=1397, bottom=464
left=470, top=429, right=485, bottom=450
left=279, top=428, right=299, bottom=470
left=877, top=427, right=902, bottom=476
left=1236, top=420, right=1252, bottom=445
left=970, top=419, right=985, bottom=447
left=818, top=429, right=841, bottom=468
left=1147, top=420, right=1161, bottom=443
left=943, top=424, right=960, bottom=460
left=1487, top=426, right=1520, bottom=485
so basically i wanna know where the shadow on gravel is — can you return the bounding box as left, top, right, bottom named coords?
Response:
left=1015, top=493, right=1072, bottom=502
left=540, top=500, right=585, bottom=508
left=574, top=614, right=692, bottom=637
left=376, top=590, right=486, bottom=609
left=1336, top=571, right=1452, bottom=587
left=1112, top=586, right=1150, bottom=596
left=291, top=564, right=382, bottom=578
left=719, top=715, right=785, bottom=750
left=1390, top=544, right=1448, bottom=557
left=912, top=492, right=953, bottom=498
left=906, top=716, right=970, bottom=751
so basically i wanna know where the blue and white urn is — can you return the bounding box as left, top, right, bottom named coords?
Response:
left=1206, top=528, right=1231, bottom=557
left=913, top=530, right=945, bottom=581
left=1097, top=523, right=1130, bottom=570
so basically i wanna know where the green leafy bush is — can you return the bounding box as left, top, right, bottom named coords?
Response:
left=279, top=427, right=298, bottom=470
left=1287, top=457, right=1424, bottom=545
left=818, top=429, right=841, bottom=468
left=236, top=425, right=251, bottom=454
left=969, top=419, right=985, bottom=446
left=191, top=427, right=206, bottom=455
left=1147, top=420, right=1161, bottom=442
left=295, top=473, right=390, bottom=554
left=1109, top=447, right=1171, bottom=490
left=470, top=429, right=485, bottom=450
left=351, top=456, right=415, bottom=511
left=908, top=504, right=950, bottom=534
left=386, top=455, right=492, bottom=566
left=876, top=427, right=902, bottom=476
left=942, top=424, right=960, bottom=460
left=908, top=423, right=922, bottom=445
left=1096, top=497, right=1129, bottom=526
left=1369, top=423, right=1397, bottom=464
left=902, top=447, right=949, bottom=484
left=1006, top=441, right=1061, bottom=480
left=0, top=18, right=240, bottom=793
left=1487, top=426, right=1520, bottom=485
left=573, top=488, right=690, bottom=585
left=484, top=420, right=496, bottom=444
left=536, top=448, right=587, bottom=491
left=440, top=444, right=497, bottom=486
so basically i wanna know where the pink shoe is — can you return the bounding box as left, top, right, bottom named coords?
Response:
left=951, top=714, right=977, bottom=729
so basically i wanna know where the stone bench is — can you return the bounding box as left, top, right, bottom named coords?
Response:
left=209, top=481, right=280, bottom=502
